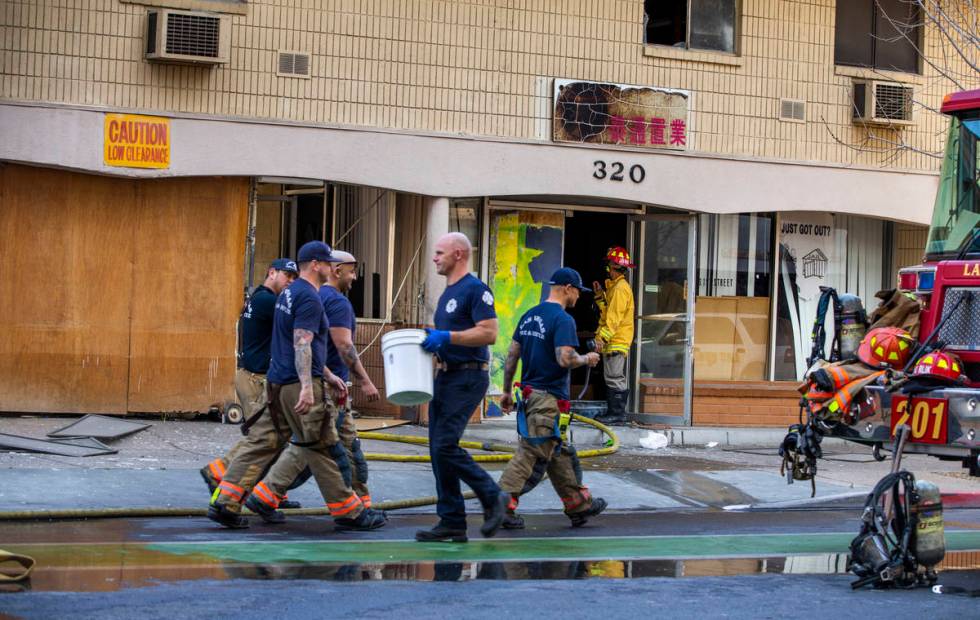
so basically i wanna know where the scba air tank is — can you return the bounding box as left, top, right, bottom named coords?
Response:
left=912, top=480, right=945, bottom=569
left=837, top=294, right=868, bottom=361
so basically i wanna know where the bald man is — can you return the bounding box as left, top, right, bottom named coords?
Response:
left=415, top=232, right=508, bottom=543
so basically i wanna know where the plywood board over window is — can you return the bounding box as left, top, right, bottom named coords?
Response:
left=127, top=177, right=248, bottom=412
left=0, top=164, right=248, bottom=415
left=0, top=165, right=136, bottom=413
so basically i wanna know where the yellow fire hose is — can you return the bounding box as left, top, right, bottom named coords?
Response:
left=0, top=414, right=618, bottom=522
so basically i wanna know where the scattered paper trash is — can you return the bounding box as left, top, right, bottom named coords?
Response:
left=639, top=431, right=669, bottom=450
left=706, top=441, right=719, bottom=448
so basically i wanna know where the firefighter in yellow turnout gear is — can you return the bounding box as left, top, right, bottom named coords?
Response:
left=498, top=268, right=609, bottom=529
left=592, top=246, right=636, bottom=425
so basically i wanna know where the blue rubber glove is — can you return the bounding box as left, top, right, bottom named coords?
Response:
left=421, top=328, right=451, bottom=353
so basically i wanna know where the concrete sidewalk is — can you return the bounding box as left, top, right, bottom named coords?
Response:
left=468, top=417, right=847, bottom=450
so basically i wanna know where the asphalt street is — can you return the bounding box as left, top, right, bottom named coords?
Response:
left=1, top=416, right=978, bottom=619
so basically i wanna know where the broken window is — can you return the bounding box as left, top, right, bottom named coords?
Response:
left=834, top=0, right=921, bottom=74
left=644, top=0, right=737, bottom=54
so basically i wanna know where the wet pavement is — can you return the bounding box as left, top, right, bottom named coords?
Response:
left=2, top=416, right=980, bottom=617
left=2, top=508, right=979, bottom=593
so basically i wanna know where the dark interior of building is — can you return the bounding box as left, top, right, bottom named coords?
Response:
left=562, top=210, right=631, bottom=400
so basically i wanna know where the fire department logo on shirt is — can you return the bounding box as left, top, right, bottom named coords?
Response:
left=482, top=291, right=494, bottom=306
left=445, top=298, right=457, bottom=314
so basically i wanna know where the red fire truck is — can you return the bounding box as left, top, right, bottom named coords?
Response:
left=840, top=89, right=980, bottom=476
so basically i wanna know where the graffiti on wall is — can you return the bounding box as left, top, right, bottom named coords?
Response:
left=489, top=211, right=564, bottom=396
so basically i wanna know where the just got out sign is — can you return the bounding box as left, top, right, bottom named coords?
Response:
left=104, top=114, right=170, bottom=169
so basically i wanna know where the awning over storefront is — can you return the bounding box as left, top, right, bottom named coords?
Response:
left=1, top=102, right=936, bottom=226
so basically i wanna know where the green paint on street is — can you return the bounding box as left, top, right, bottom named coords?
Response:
left=142, top=531, right=980, bottom=564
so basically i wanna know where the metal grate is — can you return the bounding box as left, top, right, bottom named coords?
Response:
left=146, top=11, right=158, bottom=55
left=277, top=51, right=311, bottom=77
left=165, top=12, right=220, bottom=58
left=874, top=83, right=913, bottom=121
left=937, top=288, right=980, bottom=351
left=779, top=99, right=806, bottom=122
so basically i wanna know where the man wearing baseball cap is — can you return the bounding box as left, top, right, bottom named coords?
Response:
left=200, top=258, right=298, bottom=495
left=245, top=250, right=383, bottom=523
left=208, top=241, right=386, bottom=531
left=497, top=267, right=608, bottom=529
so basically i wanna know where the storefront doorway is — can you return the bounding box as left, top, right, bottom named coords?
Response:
left=563, top=210, right=631, bottom=401
left=482, top=200, right=635, bottom=403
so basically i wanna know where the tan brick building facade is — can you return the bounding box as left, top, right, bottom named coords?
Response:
left=1, top=1, right=976, bottom=422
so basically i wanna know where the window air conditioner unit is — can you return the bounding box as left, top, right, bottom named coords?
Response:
left=852, top=80, right=914, bottom=127
left=145, top=9, right=230, bottom=65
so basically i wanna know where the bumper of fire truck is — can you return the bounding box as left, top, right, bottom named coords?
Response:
left=833, top=386, right=980, bottom=458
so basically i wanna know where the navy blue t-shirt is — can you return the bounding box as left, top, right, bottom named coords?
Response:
left=433, top=274, right=497, bottom=364
left=238, top=285, right=276, bottom=374
left=513, top=301, right=579, bottom=400
left=267, top=278, right=329, bottom=385
left=321, top=285, right=356, bottom=382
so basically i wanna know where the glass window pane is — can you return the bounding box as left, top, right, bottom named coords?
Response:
left=695, top=214, right=772, bottom=381
left=638, top=220, right=690, bottom=380
left=834, top=0, right=874, bottom=66
left=689, top=0, right=736, bottom=52
left=644, top=0, right=687, bottom=47
left=874, top=0, right=921, bottom=73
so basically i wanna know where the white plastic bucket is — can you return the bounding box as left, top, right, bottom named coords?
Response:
left=380, top=329, right=433, bottom=406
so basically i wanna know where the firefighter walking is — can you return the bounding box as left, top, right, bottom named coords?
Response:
left=207, top=241, right=386, bottom=532
left=592, top=246, right=636, bottom=425
left=415, top=232, right=509, bottom=543
left=498, top=267, right=608, bottom=528
left=200, top=258, right=302, bottom=504
left=244, top=250, right=381, bottom=523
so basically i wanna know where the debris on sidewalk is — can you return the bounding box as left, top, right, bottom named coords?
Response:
left=47, top=414, right=150, bottom=440
left=0, top=433, right=117, bottom=457
left=638, top=432, right=669, bottom=451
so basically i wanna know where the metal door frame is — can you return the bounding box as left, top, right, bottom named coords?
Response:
left=631, top=213, right=697, bottom=426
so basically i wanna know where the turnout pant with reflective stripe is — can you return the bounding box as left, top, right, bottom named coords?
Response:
left=211, top=396, right=290, bottom=513
left=429, top=369, right=501, bottom=529
left=257, top=404, right=372, bottom=508
left=498, top=389, right=594, bottom=515
left=213, top=381, right=364, bottom=521
left=277, top=381, right=364, bottom=519
left=204, top=368, right=272, bottom=485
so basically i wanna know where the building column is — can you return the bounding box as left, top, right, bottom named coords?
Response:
left=423, top=196, right=450, bottom=324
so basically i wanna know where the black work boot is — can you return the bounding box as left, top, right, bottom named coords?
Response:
left=335, top=508, right=388, bottom=532
left=502, top=512, right=525, bottom=530
left=598, top=390, right=628, bottom=425
left=245, top=495, right=286, bottom=524
left=207, top=503, right=249, bottom=529
left=480, top=491, right=509, bottom=538
left=415, top=523, right=468, bottom=543
left=279, top=498, right=302, bottom=510
left=568, top=497, right=608, bottom=528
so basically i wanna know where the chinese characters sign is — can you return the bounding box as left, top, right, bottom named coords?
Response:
left=552, top=79, right=689, bottom=150
left=104, top=114, right=170, bottom=169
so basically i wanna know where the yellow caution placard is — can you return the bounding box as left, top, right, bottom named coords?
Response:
left=104, top=114, right=170, bottom=169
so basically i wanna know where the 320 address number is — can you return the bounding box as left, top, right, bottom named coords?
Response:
left=593, top=161, right=646, bottom=183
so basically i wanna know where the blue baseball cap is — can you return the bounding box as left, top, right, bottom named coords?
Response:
left=297, top=240, right=337, bottom=263
left=549, top=267, right=590, bottom=292
left=270, top=258, right=298, bottom=275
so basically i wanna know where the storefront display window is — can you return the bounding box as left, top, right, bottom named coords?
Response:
left=694, top=214, right=773, bottom=381
left=774, top=213, right=889, bottom=380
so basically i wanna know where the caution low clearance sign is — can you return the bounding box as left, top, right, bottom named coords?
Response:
left=104, top=114, right=170, bottom=169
